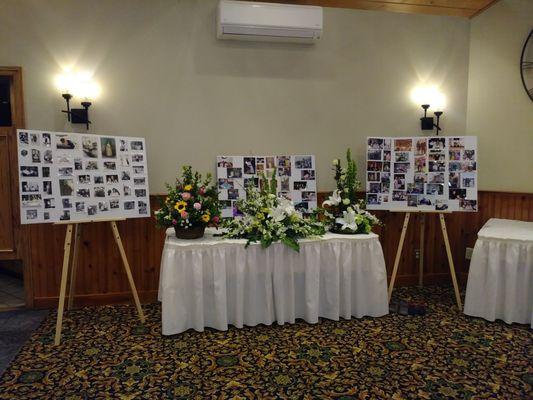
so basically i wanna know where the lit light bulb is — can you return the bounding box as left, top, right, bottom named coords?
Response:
left=410, top=85, right=446, bottom=111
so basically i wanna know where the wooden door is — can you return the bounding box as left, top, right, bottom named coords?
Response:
left=0, top=67, right=30, bottom=305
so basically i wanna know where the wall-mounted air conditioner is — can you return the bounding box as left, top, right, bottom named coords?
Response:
left=217, top=0, right=323, bottom=43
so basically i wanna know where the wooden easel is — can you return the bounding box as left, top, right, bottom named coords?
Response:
left=387, top=210, right=462, bottom=310
left=54, top=218, right=146, bottom=345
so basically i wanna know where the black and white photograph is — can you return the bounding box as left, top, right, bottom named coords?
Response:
left=121, top=171, right=131, bottom=181
left=119, top=139, right=128, bottom=152
left=82, top=136, right=98, bottom=158
left=94, top=176, right=104, bottom=184
left=134, top=177, right=146, bottom=186
left=75, top=202, right=85, bottom=212
left=85, top=160, right=98, bottom=170
left=32, top=149, right=41, bottom=163
left=98, top=201, right=109, bottom=212
left=42, top=167, right=50, bottom=178
left=124, top=186, right=131, bottom=196
left=449, top=188, right=467, bottom=200
left=87, top=205, right=97, bottom=216
left=294, top=156, right=313, bottom=169
left=124, top=201, right=135, bottom=210
left=74, top=158, right=83, bottom=170
left=21, top=194, right=41, bottom=207
left=132, top=154, right=143, bottom=163
left=20, top=166, right=39, bottom=177
left=227, top=168, right=242, bottom=179
left=107, top=188, right=121, bottom=197
left=30, top=133, right=39, bottom=145
left=278, top=166, right=291, bottom=177
left=58, top=167, right=73, bottom=176
left=42, top=133, right=51, bottom=146
left=243, top=157, right=256, bottom=174
left=44, top=198, right=55, bottom=209
left=78, top=175, right=91, bottom=184
left=302, top=191, right=316, bottom=201
left=133, top=166, right=144, bottom=174
left=56, top=134, right=77, bottom=150
left=227, top=188, right=239, bottom=200
left=43, top=181, right=52, bottom=195
left=26, top=209, right=38, bottom=220
left=19, top=131, right=29, bottom=145
left=407, top=195, right=418, bottom=207
left=106, top=174, right=119, bottom=184
left=134, top=189, right=146, bottom=198
left=59, top=210, right=71, bottom=221
left=94, top=186, right=105, bottom=197
left=43, top=149, right=53, bottom=163
left=428, top=137, right=445, bottom=151
left=76, top=188, right=91, bottom=198
left=131, top=141, right=143, bottom=151
left=103, top=161, right=116, bottom=170
left=138, top=201, right=148, bottom=214
left=110, top=200, right=120, bottom=209
left=62, top=198, right=72, bottom=209
left=59, top=179, right=74, bottom=196
left=22, top=181, right=39, bottom=192
left=395, top=152, right=409, bottom=162
left=367, top=150, right=382, bottom=161
left=293, top=181, right=307, bottom=190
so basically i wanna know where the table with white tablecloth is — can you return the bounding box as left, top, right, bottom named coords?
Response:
left=464, top=218, right=533, bottom=327
left=158, top=228, right=389, bottom=335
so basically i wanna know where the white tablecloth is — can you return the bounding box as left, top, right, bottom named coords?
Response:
left=158, top=228, right=389, bottom=335
left=464, top=218, right=533, bottom=327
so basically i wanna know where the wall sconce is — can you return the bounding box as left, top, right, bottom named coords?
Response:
left=56, top=71, right=99, bottom=130
left=411, top=86, right=446, bottom=135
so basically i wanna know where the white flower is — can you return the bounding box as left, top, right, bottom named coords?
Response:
left=335, top=208, right=360, bottom=231
left=342, top=198, right=350, bottom=205
left=270, top=198, right=300, bottom=222
left=332, top=159, right=339, bottom=166
left=323, top=189, right=342, bottom=207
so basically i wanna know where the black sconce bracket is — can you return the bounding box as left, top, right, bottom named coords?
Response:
left=420, top=104, right=443, bottom=135
left=61, top=95, right=92, bottom=129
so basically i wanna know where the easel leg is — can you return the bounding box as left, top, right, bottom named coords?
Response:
left=109, top=221, right=146, bottom=323
left=388, top=213, right=411, bottom=300
left=67, top=224, right=82, bottom=310
left=418, top=214, right=425, bottom=287
left=54, top=224, right=74, bottom=346
left=439, top=213, right=462, bottom=310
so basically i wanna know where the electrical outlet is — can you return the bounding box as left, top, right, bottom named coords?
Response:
left=465, top=247, right=473, bottom=260
left=415, top=249, right=420, bottom=259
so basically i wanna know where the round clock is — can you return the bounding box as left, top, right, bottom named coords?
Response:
left=520, top=29, right=533, bottom=101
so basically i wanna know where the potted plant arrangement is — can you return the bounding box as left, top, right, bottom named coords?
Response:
left=155, top=166, right=220, bottom=239
left=321, top=149, right=380, bottom=234
left=223, top=172, right=325, bottom=251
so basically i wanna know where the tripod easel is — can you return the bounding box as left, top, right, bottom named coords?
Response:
left=54, top=218, right=145, bottom=345
left=387, top=210, right=462, bottom=310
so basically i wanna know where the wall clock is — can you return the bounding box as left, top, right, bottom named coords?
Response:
left=520, top=29, right=533, bottom=101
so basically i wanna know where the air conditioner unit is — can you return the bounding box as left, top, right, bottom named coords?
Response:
left=217, top=0, right=323, bottom=43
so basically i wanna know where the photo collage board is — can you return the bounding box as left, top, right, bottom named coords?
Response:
left=17, top=129, right=150, bottom=224
left=217, top=155, right=317, bottom=218
left=366, top=136, right=478, bottom=212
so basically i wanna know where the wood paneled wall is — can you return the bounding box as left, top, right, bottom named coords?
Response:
left=28, top=191, right=532, bottom=308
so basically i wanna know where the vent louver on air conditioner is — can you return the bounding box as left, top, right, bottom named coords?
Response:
left=217, top=0, right=323, bottom=43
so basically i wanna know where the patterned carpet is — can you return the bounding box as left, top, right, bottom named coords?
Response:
left=0, top=286, right=531, bottom=399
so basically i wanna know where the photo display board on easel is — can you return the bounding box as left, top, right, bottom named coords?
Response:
left=17, top=129, right=150, bottom=224
left=216, top=155, right=317, bottom=218
left=365, top=136, right=477, bottom=212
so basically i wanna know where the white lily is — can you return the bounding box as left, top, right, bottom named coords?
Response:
left=323, top=189, right=342, bottom=207
left=335, top=207, right=361, bottom=231
left=270, top=198, right=300, bottom=222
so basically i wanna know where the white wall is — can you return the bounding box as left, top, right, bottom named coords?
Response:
left=466, top=0, right=533, bottom=193
left=0, top=0, right=471, bottom=192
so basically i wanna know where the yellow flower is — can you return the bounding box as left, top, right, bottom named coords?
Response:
left=174, top=201, right=187, bottom=212
left=184, top=184, right=192, bottom=191
left=201, top=214, right=210, bottom=222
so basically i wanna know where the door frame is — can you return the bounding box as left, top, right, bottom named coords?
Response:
left=0, top=66, right=33, bottom=308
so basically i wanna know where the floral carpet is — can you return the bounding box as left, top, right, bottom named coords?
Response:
left=0, top=286, right=531, bottom=399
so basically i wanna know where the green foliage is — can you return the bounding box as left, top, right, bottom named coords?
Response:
left=223, top=173, right=325, bottom=252
left=154, top=166, right=221, bottom=229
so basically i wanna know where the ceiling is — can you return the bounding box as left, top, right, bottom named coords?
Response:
left=246, top=0, right=500, bottom=18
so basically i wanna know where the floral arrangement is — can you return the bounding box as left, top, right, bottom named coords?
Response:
left=321, top=149, right=380, bottom=234
left=223, top=172, right=325, bottom=251
left=155, top=166, right=220, bottom=236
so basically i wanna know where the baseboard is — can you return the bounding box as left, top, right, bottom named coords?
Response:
left=33, top=290, right=159, bottom=309
left=391, top=272, right=465, bottom=287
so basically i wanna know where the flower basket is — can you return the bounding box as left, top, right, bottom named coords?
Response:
left=174, top=225, right=205, bottom=239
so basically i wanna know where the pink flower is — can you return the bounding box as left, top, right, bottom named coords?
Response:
left=199, top=187, right=206, bottom=195
left=193, top=202, right=202, bottom=210
left=171, top=219, right=177, bottom=226
left=182, top=192, right=191, bottom=201
left=180, top=211, right=188, bottom=219
left=212, top=216, right=220, bottom=224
